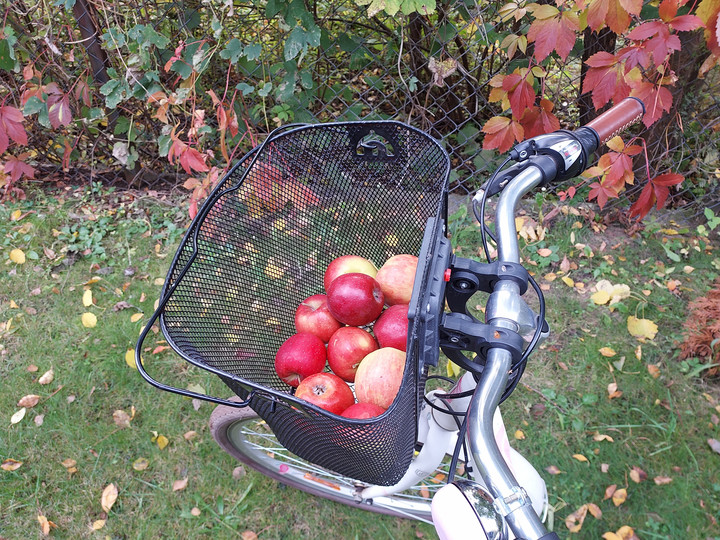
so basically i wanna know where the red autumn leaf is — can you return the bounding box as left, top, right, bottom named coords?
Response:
left=502, top=70, right=536, bottom=118
left=0, top=105, right=28, bottom=153
left=589, top=180, right=620, bottom=208
left=3, top=154, right=36, bottom=183
left=587, top=0, right=643, bottom=34
left=617, top=44, right=653, bottom=70
left=627, top=21, right=682, bottom=61
left=652, top=172, right=684, bottom=187
left=48, top=95, right=73, bottom=130
left=597, top=151, right=635, bottom=189
left=520, top=99, right=561, bottom=138
left=630, top=81, right=673, bottom=127
left=482, top=116, right=525, bottom=153
left=179, top=147, right=210, bottom=175
left=629, top=172, right=683, bottom=219
left=527, top=8, right=580, bottom=62
left=582, top=52, right=631, bottom=110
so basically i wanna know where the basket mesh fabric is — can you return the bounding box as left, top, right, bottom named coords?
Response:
left=160, top=121, right=449, bottom=485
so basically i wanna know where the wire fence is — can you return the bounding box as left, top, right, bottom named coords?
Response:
left=2, top=0, right=719, bottom=219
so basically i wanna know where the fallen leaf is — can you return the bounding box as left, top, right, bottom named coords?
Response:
left=587, top=502, right=602, bottom=519
left=708, top=438, right=720, bottom=454
left=537, top=248, right=553, bottom=257
left=420, top=484, right=430, bottom=498
left=37, top=514, right=50, bottom=535
left=647, top=364, right=660, bottom=378
left=133, top=457, right=149, bottom=471
left=607, top=382, right=622, bottom=399
left=612, top=487, right=627, bottom=506
left=232, top=465, right=246, bottom=479
left=591, top=290, right=611, bottom=305
left=38, top=369, right=54, bottom=385
left=184, top=430, right=198, bottom=441
left=545, top=465, right=562, bottom=475
left=514, top=429, right=526, bottom=440
left=113, top=301, right=132, bottom=311
left=11, top=407, right=27, bottom=424
left=81, top=312, right=97, bottom=328
left=544, top=272, right=557, bottom=282
left=61, top=458, right=77, bottom=469
left=92, top=519, right=106, bottom=530
left=18, top=394, right=40, bottom=408
left=156, top=434, right=169, bottom=450
left=190, top=507, right=201, bottom=516
left=113, top=410, right=131, bottom=428
left=604, top=484, right=617, bottom=499
left=627, top=316, right=658, bottom=341
left=130, top=312, right=143, bottom=323
left=629, top=466, right=647, bottom=483
left=10, top=248, right=26, bottom=264
left=572, top=453, right=589, bottom=462
left=593, top=432, right=614, bottom=442
left=82, top=289, right=93, bottom=307
left=599, top=347, right=616, bottom=357
left=125, top=349, right=137, bottom=369
left=653, top=476, right=673, bottom=485
left=562, top=276, right=575, bottom=287
left=34, top=414, right=44, bottom=426
left=565, top=504, right=588, bottom=532
left=560, top=255, right=571, bottom=273
left=27, top=364, right=39, bottom=372
left=600, top=463, right=609, bottom=473
left=241, top=532, right=258, bottom=540
left=173, top=477, right=189, bottom=491
left=1, top=458, right=23, bottom=471
left=101, top=483, right=118, bottom=513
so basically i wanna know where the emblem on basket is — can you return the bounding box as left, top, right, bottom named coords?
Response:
left=355, top=129, right=396, bottom=160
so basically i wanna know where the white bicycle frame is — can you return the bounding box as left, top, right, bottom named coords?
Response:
left=360, top=166, right=551, bottom=539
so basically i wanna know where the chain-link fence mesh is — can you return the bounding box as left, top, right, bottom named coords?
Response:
left=3, top=0, right=719, bottom=218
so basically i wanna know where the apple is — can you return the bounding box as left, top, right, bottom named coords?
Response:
left=341, top=402, right=386, bottom=419
left=294, top=294, right=342, bottom=343
left=294, top=372, right=355, bottom=415
left=355, top=347, right=406, bottom=410
left=327, top=273, right=384, bottom=326
left=274, top=332, right=327, bottom=387
left=324, top=255, right=378, bottom=292
left=373, top=304, right=410, bottom=351
left=327, top=326, right=378, bottom=382
left=375, top=254, right=418, bottom=305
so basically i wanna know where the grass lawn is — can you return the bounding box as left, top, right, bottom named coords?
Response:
left=1, top=182, right=720, bottom=538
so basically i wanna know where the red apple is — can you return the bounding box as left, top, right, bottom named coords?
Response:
left=341, top=402, right=386, bottom=419
left=327, top=326, right=378, bottom=382
left=324, top=255, right=378, bottom=292
left=375, top=254, right=418, bottom=305
left=327, top=273, right=384, bottom=326
left=355, top=347, right=405, bottom=410
left=294, top=372, right=355, bottom=415
left=373, top=304, right=410, bottom=351
left=294, top=294, right=342, bottom=343
left=274, top=333, right=327, bottom=387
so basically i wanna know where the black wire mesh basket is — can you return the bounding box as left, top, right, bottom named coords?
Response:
left=137, top=121, right=450, bottom=486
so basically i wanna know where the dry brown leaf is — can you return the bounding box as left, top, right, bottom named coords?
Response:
left=600, top=463, right=610, bottom=473
left=113, top=410, right=131, bottom=428
left=612, top=487, right=627, bottom=506
left=647, top=364, right=660, bottom=378
left=232, top=466, right=246, bottom=479
left=599, top=347, right=616, bottom=357
left=653, top=476, right=673, bottom=485
left=593, top=432, right=614, bottom=442
left=587, top=502, right=602, bottom=519
left=18, top=394, right=40, bottom=408
left=537, top=248, right=553, bottom=257
left=10, top=407, right=26, bottom=424
left=34, top=414, right=44, bottom=426
left=708, top=438, right=720, bottom=454
left=545, top=465, right=562, bottom=475
left=61, top=458, right=77, bottom=469
left=604, top=484, right=617, bottom=499
left=91, top=519, right=106, bottom=530
left=1, top=458, right=23, bottom=471
left=190, top=507, right=201, bottom=516
left=172, top=477, right=188, bottom=491
left=37, top=514, right=50, bottom=535
left=420, top=484, right=430, bottom=498
left=241, top=532, right=258, bottom=540
left=184, top=430, right=198, bottom=441
left=629, top=466, right=647, bottom=483
left=101, top=483, right=118, bottom=513
left=565, top=504, right=588, bottom=533
left=27, top=364, right=39, bottom=372
left=38, top=369, right=54, bottom=385
left=607, top=382, right=622, bottom=399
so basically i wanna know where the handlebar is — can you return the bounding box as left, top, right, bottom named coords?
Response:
left=584, top=97, right=645, bottom=147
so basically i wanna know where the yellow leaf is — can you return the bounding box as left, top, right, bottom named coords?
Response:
left=9, top=299, right=18, bottom=309
left=544, top=272, right=557, bottom=282
left=92, top=519, right=106, bottom=530
left=130, top=312, right=144, bottom=323
left=9, top=248, right=26, bottom=264
left=587, top=502, right=602, bottom=519
left=1, top=458, right=23, bottom=471
left=635, top=345, right=642, bottom=360
left=616, top=525, right=636, bottom=539
left=612, top=487, right=627, bottom=506
left=599, top=347, right=616, bottom=357
left=101, top=483, right=118, bottom=513
left=647, top=364, right=660, bottom=378
left=125, top=349, right=137, bottom=369
left=446, top=360, right=461, bottom=378
left=61, top=458, right=77, bottom=469
left=81, top=312, right=97, bottom=328
left=562, top=276, right=575, bottom=287
left=156, top=434, right=169, bottom=450
left=37, top=514, right=50, bottom=535
left=132, top=457, right=149, bottom=471
left=38, top=369, right=54, bottom=385
left=172, top=477, right=189, bottom=491
left=593, top=432, right=614, bottom=442
left=602, top=533, right=622, bottom=540
left=572, top=453, right=589, bottom=462
left=514, top=429, right=526, bottom=440
left=11, top=407, right=26, bottom=424
left=82, top=289, right=93, bottom=307
left=627, top=316, right=658, bottom=341
left=10, top=209, right=22, bottom=221
left=591, top=290, right=611, bottom=305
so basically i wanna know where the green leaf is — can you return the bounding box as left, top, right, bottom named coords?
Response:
left=0, top=39, right=14, bottom=70
left=53, top=0, right=76, bottom=9
left=101, top=27, right=126, bottom=49
left=220, top=38, right=244, bottom=64
left=236, top=82, right=255, bottom=96
left=157, top=134, right=172, bottom=157
left=244, top=43, right=262, bottom=61
left=258, top=82, right=273, bottom=98
left=23, top=96, right=45, bottom=117
left=284, top=26, right=307, bottom=61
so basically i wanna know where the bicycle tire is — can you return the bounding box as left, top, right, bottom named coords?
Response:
left=210, top=399, right=455, bottom=523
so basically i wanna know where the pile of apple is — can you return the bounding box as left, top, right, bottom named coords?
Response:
left=274, top=254, right=418, bottom=419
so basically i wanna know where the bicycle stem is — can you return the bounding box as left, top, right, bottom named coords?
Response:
left=467, top=166, right=548, bottom=539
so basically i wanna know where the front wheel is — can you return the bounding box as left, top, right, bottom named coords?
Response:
left=210, top=400, right=451, bottom=523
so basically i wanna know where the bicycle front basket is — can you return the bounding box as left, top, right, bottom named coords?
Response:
left=142, top=121, right=450, bottom=486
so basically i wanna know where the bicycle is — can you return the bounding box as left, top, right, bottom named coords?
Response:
left=136, top=97, right=645, bottom=539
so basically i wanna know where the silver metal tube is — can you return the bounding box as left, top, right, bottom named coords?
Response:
left=495, top=167, right=544, bottom=264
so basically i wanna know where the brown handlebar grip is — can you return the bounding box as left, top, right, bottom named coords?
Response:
left=585, top=97, right=645, bottom=145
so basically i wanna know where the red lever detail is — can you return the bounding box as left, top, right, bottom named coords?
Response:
left=444, top=269, right=452, bottom=282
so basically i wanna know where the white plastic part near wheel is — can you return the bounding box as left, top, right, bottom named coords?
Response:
left=209, top=399, right=449, bottom=523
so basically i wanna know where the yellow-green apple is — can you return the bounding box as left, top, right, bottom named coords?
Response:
left=355, top=347, right=405, bottom=409
left=341, top=402, right=386, bottom=419
left=274, top=332, right=327, bottom=387
left=327, top=273, right=384, bottom=326
left=375, top=254, right=418, bottom=305
left=294, top=372, right=355, bottom=415
left=327, top=326, right=378, bottom=382
left=323, top=255, right=378, bottom=292
left=373, top=304, right=409, bottom=351
left=294, top=294, right=342, bottom=343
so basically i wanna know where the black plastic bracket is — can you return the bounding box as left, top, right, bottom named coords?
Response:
left=445, top=257, right=529, bottom=315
